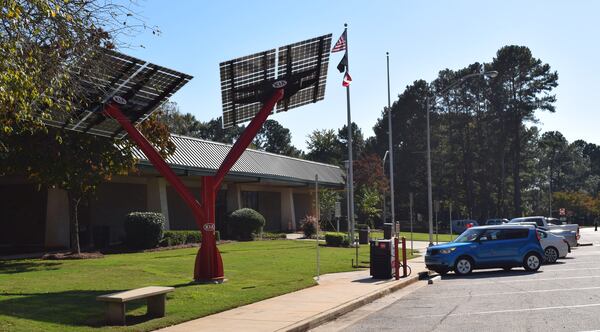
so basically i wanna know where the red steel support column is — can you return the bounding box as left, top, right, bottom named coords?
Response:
left=104, top=103, right=205, bottom=224
left=195, top=88, right=284, bottom=281
left=105, top=88, right=284, bottom=282
left=394, top=237, right=400, bottom=280
left=212, top=89, right=285, bottom=190
left=402, top=237, right=407, bottom=277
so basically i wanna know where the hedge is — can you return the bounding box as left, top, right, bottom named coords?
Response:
left=325, top=232, right=350, bottom=247
left=227, top=208, right=265, bottom=240
left=161, top=230, right=221, bottom=247
left=253, top=232, right=287, bottom=240
left=124, top=212, right=165, bottom=249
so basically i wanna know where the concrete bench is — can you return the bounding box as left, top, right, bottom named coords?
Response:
left=96, top=286, right=174, bottom=325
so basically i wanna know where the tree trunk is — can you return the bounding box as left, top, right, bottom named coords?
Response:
left=513, top=117, right=522, bottom=216
left=69, top=193, right=82, bottom=255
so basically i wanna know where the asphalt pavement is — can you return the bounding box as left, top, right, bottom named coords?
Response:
left=315, top=227, right=600, bottom=332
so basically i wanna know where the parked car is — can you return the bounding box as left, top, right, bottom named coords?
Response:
left=451, top=219, right=479, bottom=233
left=546, top=228, right=578, bottom=248
left=537, top=229, right=569, bottom=263
left=485, top=218, right=509, bottom=225
left=425, top=225, right=545, bottom=275
left=508, top=216, right=579, bottom=235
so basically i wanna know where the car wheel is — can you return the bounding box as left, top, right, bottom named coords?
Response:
left=544, top=247, right=559, bottom=264
left=523, top=252, right=542, bottom=271
left=503, top=267, right=512, bottom=271
left=454, top=257, right=473, bottom=275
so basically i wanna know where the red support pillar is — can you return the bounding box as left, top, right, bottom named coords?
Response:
left=104, top=88, right=284, bottom=282
left=402, top=236, right=407, bottom=277
left=194, top=176, right=224, bottom=282
left=394, top=237, right=400, bottom=280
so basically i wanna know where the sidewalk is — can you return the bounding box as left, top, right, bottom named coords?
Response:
left=157, top=255, right=428, bottom=332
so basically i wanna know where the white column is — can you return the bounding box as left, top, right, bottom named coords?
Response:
left=147, top=178, right=170, bottom=230
left=45, top=187, right=70, bottom=248
left=281, top=188, right=296, bottom=231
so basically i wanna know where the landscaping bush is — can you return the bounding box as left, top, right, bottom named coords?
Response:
left=253, top=232, right=287, bottom=240
left=325, top=232, right=349, bottom=247
left=301, top=215, right=318, bottom=238
left=161, top=231, right=200, bottom=246
left=227, top=208, right=265, bottom=240
left=124, top=212, right=165, bottom=249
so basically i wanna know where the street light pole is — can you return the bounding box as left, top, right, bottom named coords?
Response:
left=382, top=150, right=389, bottom=223
left=425, top=69, right=498, bottom=247
left=426, top=96, right=434, bottom=246
left=386, top=52, right=396, bottom=229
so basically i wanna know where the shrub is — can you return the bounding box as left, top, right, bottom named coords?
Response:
left=301, top=215, right=318, bottom=238
left=325, top=232, right=349, bottom=247
left=227, top=208, right=266, bottom=241
left=253, top=232, right=287, bottom=240
left=161, top=231, right=200, bottom=246
left=124, top=212, right=165, bottom=249
left=161, top=231, right=187, bottom=246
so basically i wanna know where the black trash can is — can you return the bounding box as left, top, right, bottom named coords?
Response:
left=370, top=239, right=393, bottom=279
left=383, top=223, right=394, bottom=239
left=358, top=227, right=370, bottom=244
left=93, top=225, right=110, bottom=249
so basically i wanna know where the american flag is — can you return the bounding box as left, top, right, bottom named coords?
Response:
left=332, top=31, right=347, bottom=53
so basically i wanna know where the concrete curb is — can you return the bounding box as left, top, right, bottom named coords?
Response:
left=281, top=274, right=422, bottom=332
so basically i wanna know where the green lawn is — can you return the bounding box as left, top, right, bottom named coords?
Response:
left=370, top=231, right=455, bottom=243
left=0, top=240, right=412, bottom=332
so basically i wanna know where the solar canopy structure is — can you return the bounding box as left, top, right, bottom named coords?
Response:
left=43, top=49, right=192, bottom=139
left=220, top=34, right=332, bottom=128
left=38, top=34, right=333, bottom=282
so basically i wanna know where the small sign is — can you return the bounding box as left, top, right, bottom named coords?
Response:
left=272, top=80, right=288, bottom=88
left=112, top=95, right=127, bottom=105
left=334, top=202, right=341, bottom=218
left=203, top=223, right=215, bottom=232
left=559, top=208, right=566, bottom=216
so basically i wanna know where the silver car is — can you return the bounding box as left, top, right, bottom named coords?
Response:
left=546, top=228, right=577, bottom=248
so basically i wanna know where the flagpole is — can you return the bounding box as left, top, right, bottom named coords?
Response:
left=386, top=52, right=396, bottom=234
left=344, top=23, right=356, bottom=246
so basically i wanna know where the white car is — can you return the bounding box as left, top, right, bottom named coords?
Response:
left=537, top=229, right=569, bottom=263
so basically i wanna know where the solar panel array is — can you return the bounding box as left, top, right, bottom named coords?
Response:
left=220, top=34, right=332, bottom=128
left=43, top=49, right=192, bottom=139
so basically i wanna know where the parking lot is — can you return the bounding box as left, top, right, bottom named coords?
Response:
left=342, top=227, right=600, bottom=332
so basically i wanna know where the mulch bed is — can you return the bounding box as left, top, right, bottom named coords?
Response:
left=38, top=240, right=235, bottom=259
left=42, top=252, right=104, bottom=260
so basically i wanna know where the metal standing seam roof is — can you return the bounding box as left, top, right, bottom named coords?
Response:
left=133, top=134, right=345, bottom=186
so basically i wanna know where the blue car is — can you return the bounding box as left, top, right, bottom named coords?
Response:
left=425, top=225, right=545, bottom=275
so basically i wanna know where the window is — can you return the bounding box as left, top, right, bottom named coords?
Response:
left=480, top=229, right=502, bottom=241
left=501, top=229, right=529, bottom=239
left=454, top=228, right=483, bottom=243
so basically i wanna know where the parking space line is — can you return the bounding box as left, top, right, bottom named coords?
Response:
left=447, top=275, right=600, bottom=285
left=412, top=286, right=600, bottom=299
left=406, top=303, right=600, bottom=319
left=543, top=267, right=600, bottom=272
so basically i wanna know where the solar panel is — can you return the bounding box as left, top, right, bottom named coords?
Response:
left=43, top=49, right=193, bottom=139
left=220, top=34, right=332, bottom=128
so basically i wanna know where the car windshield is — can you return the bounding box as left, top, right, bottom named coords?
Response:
left=453, top=229, right=483, bottom=243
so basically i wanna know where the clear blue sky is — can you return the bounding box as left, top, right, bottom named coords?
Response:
left=122, top=0, right=600, bottom=151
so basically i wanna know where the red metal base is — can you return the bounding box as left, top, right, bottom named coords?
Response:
left=104, top=88, right=284, bottom=281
